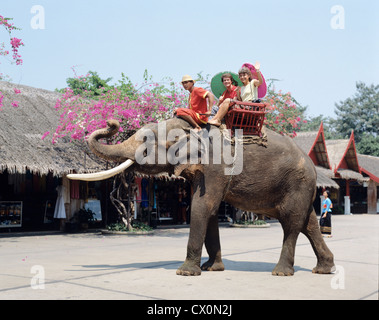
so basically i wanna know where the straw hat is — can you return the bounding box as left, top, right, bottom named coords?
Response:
left=181, top=75, right=196, bottom=83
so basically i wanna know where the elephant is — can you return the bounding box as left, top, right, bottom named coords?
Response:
left=68, top=117, right=335, bottom=276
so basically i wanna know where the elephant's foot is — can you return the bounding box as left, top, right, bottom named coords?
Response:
left=312, top=262, right=336, bottom=274
left=272, top=263, right=294, bottom=276
left=201, top=259, right=225, bottom=272
left=176, top=261, right=202, bottom=276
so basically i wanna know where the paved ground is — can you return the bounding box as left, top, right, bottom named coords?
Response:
left=0, top=215, right=377, bottom=300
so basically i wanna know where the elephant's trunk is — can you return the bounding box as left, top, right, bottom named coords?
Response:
left=67, top=120, right=137, bottom=181
left=88, top=119, right=136, bottom=163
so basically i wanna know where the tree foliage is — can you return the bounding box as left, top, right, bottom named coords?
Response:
left=57, top=69, right=113, bottom=97
left=299, top=82, right=379, bottom=156
left=333, top=82, right=378, bottom=140
left=357, top=133, right=379, bottom=156
left=332, top=82, right=379, bottom=155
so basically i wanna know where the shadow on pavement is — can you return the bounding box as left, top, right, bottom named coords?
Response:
left=75, top=259, right=311, bottom=274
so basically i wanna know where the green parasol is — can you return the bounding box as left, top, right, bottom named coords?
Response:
left=210, top=71, right=242, bottom=99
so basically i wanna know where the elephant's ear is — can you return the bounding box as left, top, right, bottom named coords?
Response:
left=174, top=164, right=204, bottom=179
left=171, top=128, right=209, bottom=179
left=174, top=164, right=205, bottom=196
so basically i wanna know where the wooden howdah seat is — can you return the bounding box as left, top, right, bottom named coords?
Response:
left=224, top=101, right=267, bottom=136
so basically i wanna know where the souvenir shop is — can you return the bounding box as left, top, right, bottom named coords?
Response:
left=131, top=175, right=233, bottom=226
left=0, top=169, right=106, bottom=232
left=0, top=168, right=234, bottom=232
left=133, top=176, right=192, bottom=226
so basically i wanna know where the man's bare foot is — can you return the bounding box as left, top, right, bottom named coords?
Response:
left=208, top=119, right=221, bottom=126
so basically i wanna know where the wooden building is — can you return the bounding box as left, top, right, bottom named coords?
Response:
left=294, top=123, right=378, bottom=214
left=0, top=81, right=107, bottom=231
left=358, top=154, right=379, bottom=214
left=293, top=123, right=340, bottom=213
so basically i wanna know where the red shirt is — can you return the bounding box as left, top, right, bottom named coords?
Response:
left=220, top=85, right=238, bottom=100
left=189, top=87, right=209, bottom=123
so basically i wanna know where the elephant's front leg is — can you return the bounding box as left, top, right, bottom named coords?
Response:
left=176, top=208, right=208, bottom=276
left=176, top=169, right=225, bottom=276
left=176, top=175, right=223, bottom=276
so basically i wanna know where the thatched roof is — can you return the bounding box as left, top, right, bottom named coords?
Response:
left=337, top=169, right=368, bottom=182
left=293, top=124, right=337, bottom=188
left=325, top=135, right=360, bottom=172
left=0, top=81, right=106, bottom=177
left=325, top=133, right=367, bottom=182
left=294, top=124, right=377, bottom=187
left=315, top=166, right=340, bottom=189
left=293, top=123, right=330, bottom=169
left=358, top=154, right=379, bottom=183
left=325, top=139, right=349, bottom=170
left=293, top=131, right=318, bottom=153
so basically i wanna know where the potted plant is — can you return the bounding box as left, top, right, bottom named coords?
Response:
left=77, top=208, right=96, bottom=230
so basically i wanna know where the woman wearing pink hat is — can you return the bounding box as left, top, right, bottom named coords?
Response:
left=208, top=62, right=265, bottom=127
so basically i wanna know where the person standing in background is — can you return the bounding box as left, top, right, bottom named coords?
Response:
left=320, top=190, right=333, bottom=237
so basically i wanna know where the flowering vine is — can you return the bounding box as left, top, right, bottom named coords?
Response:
left=0, top=15, right=23, bottom=66
left=263, top=81, right=307, bottom=138
left=0, top=14, right=24, bottom=110
left=47, top=69, right=188, bottom=144
left=9, top=37, right=23, bottom=65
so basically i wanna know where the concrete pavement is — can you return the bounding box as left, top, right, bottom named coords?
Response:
left=0, top=215, right=378, bottom=300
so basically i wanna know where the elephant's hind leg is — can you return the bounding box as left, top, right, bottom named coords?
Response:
left=272, top=199, right=307, bottom=276
left=272, top=225, right=299, bottom=276
left=201, top=214, right=225, bottom=272
left=302, top=209, right=335, bottom=274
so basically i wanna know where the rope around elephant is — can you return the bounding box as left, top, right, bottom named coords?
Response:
left=219, top=124, right=268, bottom=147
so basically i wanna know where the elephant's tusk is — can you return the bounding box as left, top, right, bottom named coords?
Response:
left=67, top=159, right=134, bottom=181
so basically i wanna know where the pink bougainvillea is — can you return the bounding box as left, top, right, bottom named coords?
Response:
left=263, top=87, right=306, bottom=138
left=41, top=131, right=50, bottom=140
left=11, top=101, right=19, bottom=108
left=0, top=14, right=23, bottom=110
left=9, top=37, right=23, bottom=65
left=0, top=15, right=23, bottom=66
left=0, top=92, right=3, bottom=110
left=47, top=72, right=188, bottom=144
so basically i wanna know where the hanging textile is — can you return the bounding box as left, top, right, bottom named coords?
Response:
left=62, top=176, right=70, bottom=204
left=70, top=180, right=80, bottom=199
left=153, top=181, right=157, bottom=209
left=141, top=178, right=149, bottom=208
left=135, top=177, right=142, bottom=201
left=54, top=185, right=66, bottom=219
